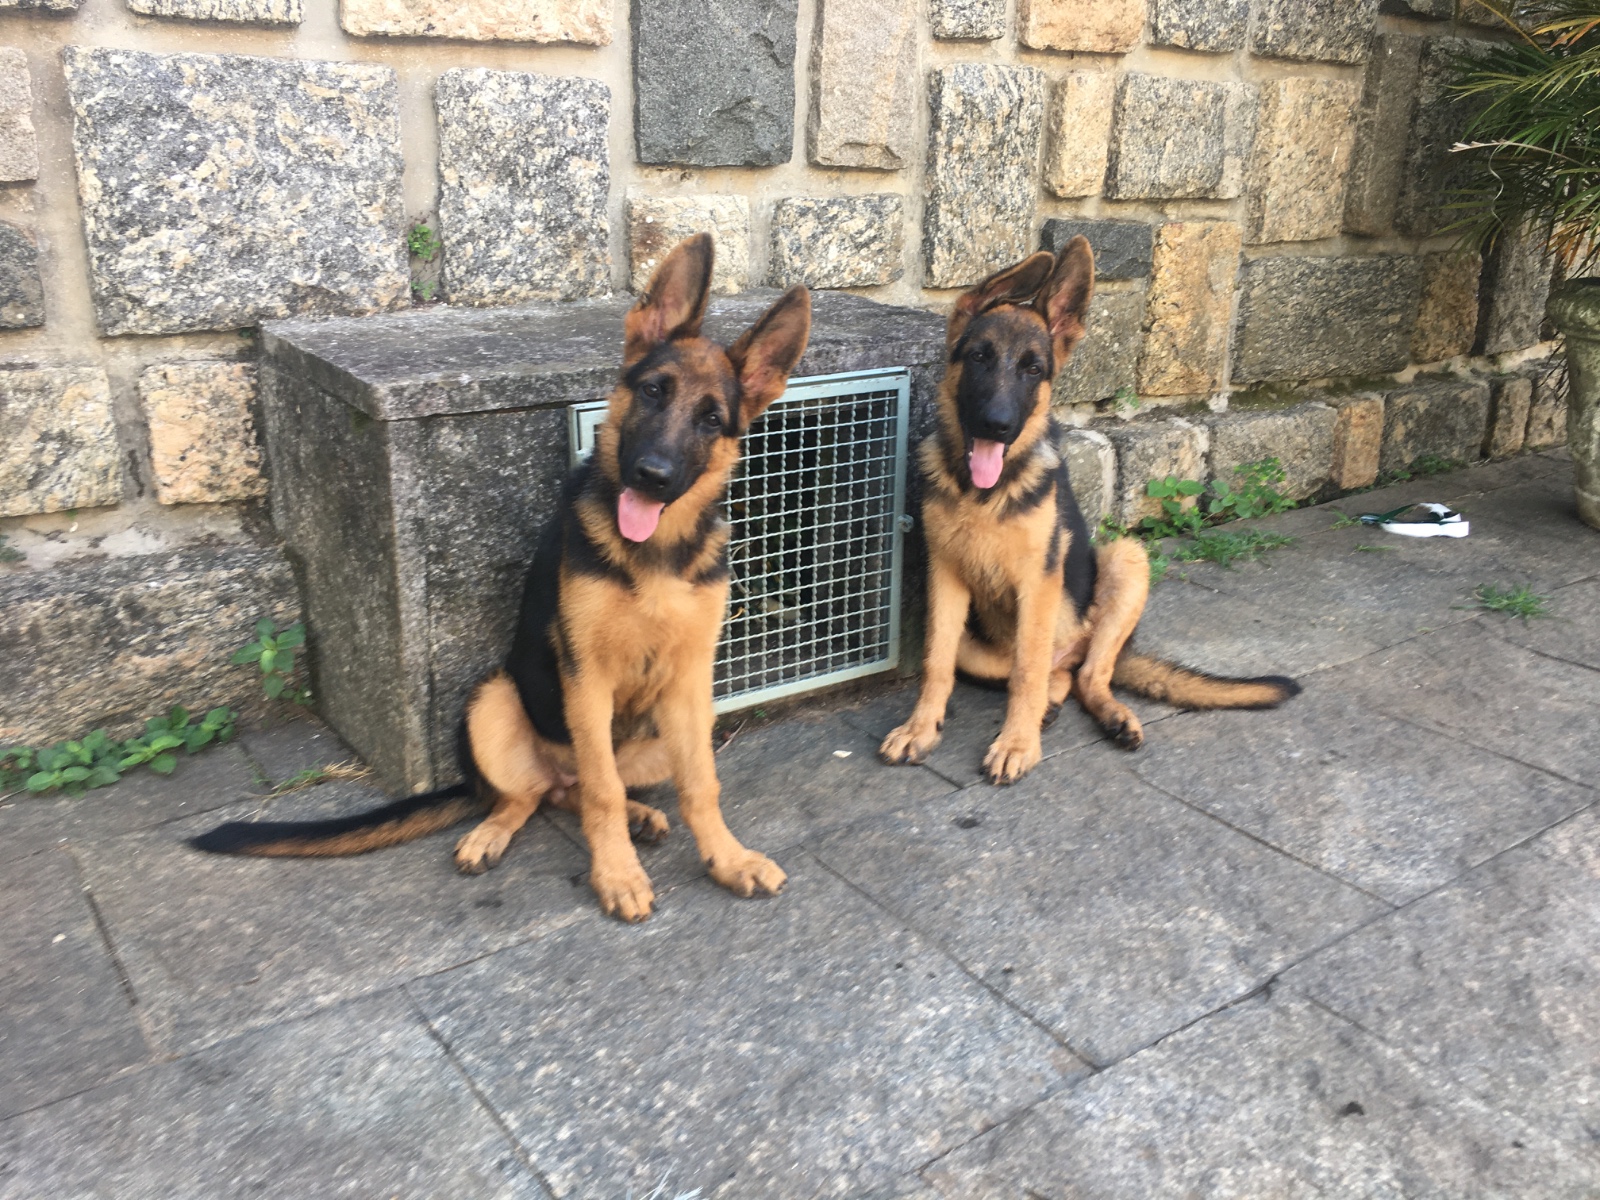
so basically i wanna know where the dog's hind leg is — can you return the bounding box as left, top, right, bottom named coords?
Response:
left=956, top=631, right=1011, bottom=682
left=1074, top=538, right=1150, bottom=749
left=544, top=737, right=673, bottom=844
left=455, top=672, right=562, bottom=874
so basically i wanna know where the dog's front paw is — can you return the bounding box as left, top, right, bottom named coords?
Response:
left=707, top=847, right=787, bottom=898
left=879, top=716, right=942, bottom=765
left=590, top=854, right=656, bottom=922
left=455, top=822, right=513, bottom=874
left=983, top=727, right=1042, bottom=785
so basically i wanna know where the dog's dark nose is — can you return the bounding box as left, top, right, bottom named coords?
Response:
left=631, top=455, right=673, bottom=492
left=978, top=404, right=1014, bottom=440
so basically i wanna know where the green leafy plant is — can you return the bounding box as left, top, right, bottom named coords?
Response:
left=1354, top=543, right=1399, bottom=553
left=232, top=618, right=311, bottom=704
left=0, top=533, right=21, bottom=564
left=1205, top=459, right=1298, bottom=521
left=1112, top=384, right=1140, bottom=415
left=1465, top=582, right=1553, bottom=619
left=412, top=279, right=438, bottom=302
left=1, top=707, right=236, bottom=798
left=1139, top=475, right=1208, bottom=540
left=1172, top=529, right=1296, bottom=569
left=407, top=223, right=442, bottom=261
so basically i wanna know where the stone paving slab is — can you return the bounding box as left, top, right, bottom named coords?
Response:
left=73, top=782, right=591, bottom=1056
left=1129, top=680, right=1596, bottom=903
left=410, top=849, right=1082, bottom=1199
left=921, top=991, right=1596, bottom=1197
left=1285, top=806, right=1600, bottom=1158
left=808, top=749, right=1385, bottom=1067
left=1491, top=575, right=1600, bottom=671
left=0, top=848, right=147, bottom=1119
left=0, top=992, right=545, bottom=1199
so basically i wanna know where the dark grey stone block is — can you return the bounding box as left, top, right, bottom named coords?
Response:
left=1106, top=74, right=1256, bottom=200
left=0, top=992, right=546, bottom=1198
left=1345, top=34, right=1424, bottom=236
left=0, top=219, right=43, bottom=329
left=410, top=850, right=1085, bottom=1198
left=1050, top=286, right=1144, bottom=406
left=1397, top=37, right=1488, bottom=238
left=930, top=0, right=1002, bottom=38
left=1040, top=218, right=1152, bottom=280
left=1233, top=255, right=1422, bottom=382
left=1477, top=222, right=1555, bottom=355
left=1251, top=0, right=1378, bottom=63
left=1286, top=807, right=1600, bottom=1157
left=632, top=0, right=797, bottom=167
left=1148, top=0, right=1249, bottom=51
left=61, top=47, right=407, bottom=336
left=924, top=993, right=1594, bottom=1196
left=261, top=291, right=945, bottom=791
left=1381, top=0, right=1451, bottom=15
left=1379, top=378, right=1491, bottom=473
left=0, top=849, right=147, bottom=1118
left=809, top=752, right=1383, bottom=1065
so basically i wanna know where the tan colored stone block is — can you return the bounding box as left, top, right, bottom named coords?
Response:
left=809, top=0, right=917, bottom=170
left=140, top=362, right=266, bottom=506
left=1107, top=418, right=1209, bottom=523
left=0, top=367, right=121, bottom=517
left=1525, top=372, right=1567, bottom=449
left=1486, top=375, right=1531, bottom=459
left=1327, top=392, right=1383, bottom=490
left=1044, top=73, right=1115, bottom=198
left=627, top=195, right=750, bottom=296
left=1020, top=0, right=1144, bottom=52
left=0, top=48, right=37, bottom=183
left=1246, top=78, right=1358, bottom=244
left=340, top=0, right=610, bottom=43
left=1137, top=222, right=1241, bottom=397
left=1411, top=250, right=1482, bottom=363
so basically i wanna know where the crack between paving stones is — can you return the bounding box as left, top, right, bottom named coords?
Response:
left=1377, top=701, right=1600, bottom=796
left=405, top=988, right=561, bottom=1200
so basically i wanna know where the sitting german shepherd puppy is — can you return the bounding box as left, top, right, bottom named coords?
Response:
left=194, top=235, right=811, bottom=922
left=880, top=238, right=1298, bottom=785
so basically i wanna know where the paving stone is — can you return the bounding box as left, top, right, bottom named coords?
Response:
left=1397, top=37, right=1486, bottom=238
left=342, top=0, right=609, bottom=42
left=1477, top=222, right=1554, bottom=355
left=1207, top=401, right=1336, bottom=500
left=1018, top=0, right=1143, bottom=52
left=1379, top=378, right=1491, bottom=474
left=1131, top=685, right=1594, bottom=904
left=1041, top=72, right=1115, bottom=198
left=929, top=0, right=1001, bottom=38
left=0, top=992, right=544, bottom=1198
left=1491, top=575, right=1600, bottom=672
left=1040, top=217, right=1151, bottom=281
left=1137, top=222, right=1240, bottom=397
left=809, top=0, right=917, bottom=170
left=1250, top=0, right=1378, bottom=63
left=1148, top=0, right=1248, bottom=51
left=1486, top=373, right=1533, bottom=458
left=1526, top=369, right=1568, bottom=448
left=139, top=361, right=266, bottom=506
left=1412, top=249, right=1483, bottom=362
left=768, top=194, right=902, bottom=289
left=437, top=68, right=610, bottom=306
left=233, top=716, right=358, bottom=790
left=922, top=64, right=1043, bottom=289
left=1060, top=426, right=1115, bottom=527
left=633, top=0, right=796, bottom=167
left=1107, top=417, right=1208, bottom=522
left=1245, top=78, right=1359, bottom=244
left=62, top=48, right=407, bottom=336
left=627, top=194, right=749, bottom=295
left=128, top=0, right=301, bottom=22
left=0, top=47, right=37, bottom=183
left=1051, top=285, right=1143, bottom=407
left=1233, top=255, right=1422, bottom=383
left=0, top=219, right=43, bottom=329
left=410, top=851, right=1083, bottom=1198
left=923, top=992, right=1594, bottom=1196
left=1287, top=807, right=1600, bottom=1156
left=1344, top=33, right=1424, bottom=236
left=1106, top=74, right=1256, bottom=201
left=0, top=849, right=147, bottom=1118
left=0, top=366, right=120, bottom=518
left=811, top=755, right=1381, bottom=1066
left=1329, top=391, right=1384, bottom=490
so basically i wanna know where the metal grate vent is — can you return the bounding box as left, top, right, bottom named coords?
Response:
left=569, top=367, right=911, bottom=712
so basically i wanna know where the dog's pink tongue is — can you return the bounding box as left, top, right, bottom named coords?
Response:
left=969, top=439, right=1005, bottom=490
left=617, top=488, right=665, bottom=542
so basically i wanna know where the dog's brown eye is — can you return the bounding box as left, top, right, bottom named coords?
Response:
left=1024, top=363, right=1043, bottom=377
left=641, top=380, right=664, bottom=401
left=702, top=410, right=721, bottom=429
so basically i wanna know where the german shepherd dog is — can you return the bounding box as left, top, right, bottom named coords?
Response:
left=879, top=238, right=1299, bottom=785
left=193, top=235, right=811, bottom=922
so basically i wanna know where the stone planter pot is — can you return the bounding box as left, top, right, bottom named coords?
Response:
left=1546, top=279, right=1600, bottom=530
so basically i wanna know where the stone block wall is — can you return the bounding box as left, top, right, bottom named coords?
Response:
left=0, top=0, right=1566, bottom=742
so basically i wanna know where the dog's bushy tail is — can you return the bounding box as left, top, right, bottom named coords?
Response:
left=189, top=784, right=488, bottom=858
left=1112, top=651, right=1300, bottom=711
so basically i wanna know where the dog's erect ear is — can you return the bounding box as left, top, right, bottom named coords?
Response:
left=947, top=251, right=1056, bottom=350
left=624, top=233, right=714, bottom=365
left=727, top=286, right=811, bottom=426
left=1035, top=236, right=1095, bottom=368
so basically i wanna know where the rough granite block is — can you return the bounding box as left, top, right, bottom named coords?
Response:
left=1019, top=0, right=1144, bottom=53
left=1476, top=223, right=1553, bottom=355
left=1138, top=222, right=1240, bottom=397
left=1041, top=219, right=1152, bottom=281
left=1328, top=392, right=1383, bottom=490
left=1042, top=72, right=1115, bottom=198
left=627, top=194, right=749, bottom=295
left=1379, top=379, right=1492, bottom=473
left=1246, top=78, right=1359, bottom=244
left=61, top=47, right=407, bottom=336
left=139, top=361, right=267, bottom=505
left=1486, top=374, right=1532, bottom=458
left=1207, top=402, right=1336, bottom=500
left=1385, top=0, right=1451, bottom=14
left=1412, top=250, right=1483, bottom=362
left=1052, top=286, right=1144, bottom=407
left=0, top=367, right=120, bottom=518
left=1107, top=418, right=1209, bottom=522
left=1344, top=33, right=1424, bottom=236
left=809, top=0, right=917, bottom=170
left=128, top=0, right=301, bottom=22
left=1060, top=427, right=1115, bottom=526
left=1107, top=74, right=1256, bottom=200
left=633, top=0, right=797, bottom=167
left=1251, top=0, right=1378, bottom=63
left=768, top=194, right=903, bottom=289
left=1524, top=370, right=1567, bottom=449
left=341, top=0, right=609, bottom=42
left=0, top=47, right=37, bottom=183
left=923, top=64, right=1044, bottom=289
left=1149, top=0, right=1248, bottom=51
left=930, top=0, right=1002, bottom=38
left=1397, top=38, right=1486, bottom=237
left=0, top=0, right=76, bottom=8
left=1233, top=255, right=1422, bottom=383
left=437, top=69, right=611, bottom=306
left=0, top=219, right=44, bottom=329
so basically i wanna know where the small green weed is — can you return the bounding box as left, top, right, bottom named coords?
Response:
left=1138, top=458, right=1296, bottom=540
left=1112, top=384, right=1140, bottom=415
left=1, top=706, right=237, bottom=798
left=1464, top=583, right=1551, bottom=621
left=0, top=533, right=20, bottom=564
left=1147, top=548, right=1171, bottom=585
left=1354, top=543, right=1397, bottom=553
left=233, top=618, right=311, bottom=704
left=1172, top=529, right=1295, bottom=569
left=1330, top=512, right=1362, bottom=529
left=267, top=760, right=371, bottom=797
left=412, top=279, right=438, bottom=302
left=407, top=223, right=442, bottom=261
left=1139, top=475, right=1208, bottom=540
